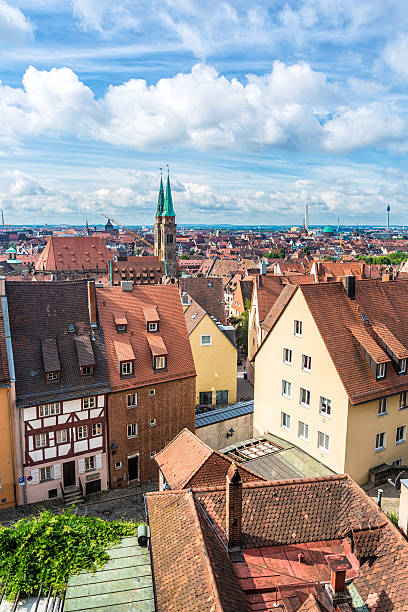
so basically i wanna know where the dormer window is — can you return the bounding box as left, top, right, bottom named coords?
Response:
left=181, top=292, right=190, bottom=305
left=377, top=362, right=386, bottom=380
left=114, top=313, right=128, bottom=333
left=148, top=322, right=158, bottom=332
left=114, top=338, right=135, bottom=378
left=121, top=361, right=134, bottom=376
left=399, top=359, right=407, bottom=374
left=117, top=324, right=127, bottom=333
left=42, top=338, right=61, bottom=384
left=47, top=371, right=59, bottom=382
left=81, top=365, right=94, bottom=376
left=155, top=356, right=166, bottom=370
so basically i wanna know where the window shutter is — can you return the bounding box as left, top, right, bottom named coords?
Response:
left=30, top=469, right=39, bottom=484
left=95, top=454, right=102, bottom=469
left=78, top=458, right=85, bottom=474
left=53, top=464, right=61, bottom=479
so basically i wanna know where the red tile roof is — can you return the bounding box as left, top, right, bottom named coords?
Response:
left=113, top=337, right=135, bottom=362
left=35, top=236, right=112, bottom=271
left=97, top=284, right=196, bottom=391
left=147, top=334, right=167, bottom=357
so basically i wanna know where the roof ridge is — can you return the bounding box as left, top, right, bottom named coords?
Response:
left=191, top=473, right=348, bottom=493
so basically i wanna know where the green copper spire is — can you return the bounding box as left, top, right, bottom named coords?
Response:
left=163, top=172, right=176, bottom=217
left=156, top=173, right=164, bottom=216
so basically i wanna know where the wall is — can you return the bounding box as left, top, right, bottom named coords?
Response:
left=190, top=315, right=237, bottom=406
left=0, top=386, right=16, bottom=508
left=346, top=394, right=408, bottom=484
left=254, top=288, right=349, bottom=476
left=399, top=479, right=408, bottom=535
left=108, top=376, right=196, bottom=487
left=195, top=412, right=253, bottom=450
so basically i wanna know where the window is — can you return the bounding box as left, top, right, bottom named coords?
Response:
left=92, top=423, right=102, bottom=436
left=376, top=362, right=386, bottom=380
left=85, top=456, right=95, bottom=471
left=302, top=355, right=312, bottom=372
left=150, top=450, right=157, bottom=458
left=48, top=488, right=58, bottom=499
left=56, top=429, right=67, bottom=444
left=378, top=397, right=387, bottom=416
left=200, top=335, right=212, bottom=346
left=77, top=425, right=88, bottom=440
left=181, top=292, right=190, bottom=305
left=115, top=461, right=122, bottom=470
left=155, top=356, right=166, bottom=370
left=127, top=393, right=137, bottom=408
left=396, top=425, right=406, bottom=444
left=216, top=390, right=228, bottom=405
left=47, top=371, right=59, bottom=382
left=116, top=324, right=127, bottom=333
left=294, top=320, right=302, bottom=336
left=83, top=396, right=96, bottom=409
left=400, top=392, right=407, bottom=410
left=127, top=423, right=138, bottom=438
left=149, top=389, right=156, bottom=397
left=299, top=388, right=311, bottom=407
left=283, top=348, right=292, bottom=364
left=40, top=466, right=52, bottom=481
left=148, top=322, right=158, bottom=332
left=81, top=365, right=93, bottom=376
left=393, top=458, right=403, bottom=466
left=208, top=281, right=213, bottom=288
left=400, top=359, right=407, bottom=374
left=281, top=412, right=291, bottom=430
left=199, top=391, right=212, bottom=405
left=375, top=432, right=386, bottom=451
left=298, top=421, right=309, bottom=441
left=319, top=396, right=332, bottom=417
left=150, top=418, right=156, bottom=427
left=166, top=234, right=174, bottom=243
left=121, top=361, right=134, bottom=376
left=39, top=402, right=61, bottom=417
left=35, top=433, right=47, bottom=448
left=318, top=431, right=330, bottom=452
left=282, top=380, right=292, bottom=399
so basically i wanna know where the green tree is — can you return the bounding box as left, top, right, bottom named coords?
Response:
left=304, top=245, right=310, bottom=256
left=180, top=254, right=189, bottom=259
left=279, top=247, right=285, bottom=258
left=230, top=298, right=250, bottom=356
left=265, top=251, right=279, bottom=259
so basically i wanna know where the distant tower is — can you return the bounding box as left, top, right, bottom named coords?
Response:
left=387, top=204, right=390, bottom=231
left=154, top=169, right=177, bottom=277
left=304, top=204, right=309, bottom=232
left=85, top=219, right=90, bottom=236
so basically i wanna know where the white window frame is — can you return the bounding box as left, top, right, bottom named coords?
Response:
left=85, top=456, right=96, bottom=471
left=150, top=418, right=157, bottom=427
left=319, top=396, right=332, bottom=417
left=200, top=335, right=212, bottom=346
left=400, top=359, right=407, bottom=374
left=400, top=391, right=408, bottom=410
left=127, top=393, right=137, bottom=408
left=127, top=423, right=138, bottom=439
left=47, top=372, right=59, bottom=381
left=377, top=362, right=386, bottom=380
left=294, top=320, right=302, bottom=337
left=375, top=432, right=386, bottom=451
left=115, top=461, right=122, bottom=470
left=121, top=361, right=133, bottom=375
left=56, top=429, right=67, bottom=444
left=92, top=423, right=102, bottom=437
left=148, top=322, right=158, bottom=332
left=77, top=425, right=88, bottom=440
left=302, top=354, right=312, bottom=372
left=40, top=466, right=52, bottom=481
left=299, top=387, right=311, bottom=407
left=298, top=421, right=309, bottom=441
left=318, top=431, right=330, bottom=452
left=378, top=397, right=387, bottom=416
left=39, top=402, right=61, bottom=418
left=149, top=389, right=156, bottom=397
left=155, top=356, right=166, bottom=370
left=281, top=411, right=291, bottom=430
left=283, top=348, right=292, bottom=365
left=282, top=380, right=292, bottom=399
left=393, top=458, right=403, bottom=466
left=396, top=425, right=406, bottom=445
left=83, top=396, right=96, bottom=410
left=35, top=433, right=47, bottom=448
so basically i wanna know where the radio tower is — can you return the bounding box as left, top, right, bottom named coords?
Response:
left=386, top=204, right=390, bottom=231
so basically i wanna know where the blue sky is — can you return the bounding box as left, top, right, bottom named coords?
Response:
left=1, top=1, right=408, bottom=226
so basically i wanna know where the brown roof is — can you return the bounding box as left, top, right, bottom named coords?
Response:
left=0, top=298, right=10, bottom=385
left=147, top=334, right=168, bottom=357
left=113, top=337, right=135, bottom=362
left=110, top=256, right=164, bottom=285
left=41, top=338, right=60, bottom=373
left=184, top=298, right=207, bottom=334
left=97, top=284, right=196, bottom=391
left=261, top=284, right=297, bottom=335
left=35, top=236, right=112, bottom=271
left=74, top=335, right=95, bottom=367
left=180, top=276, right=226, bottom=324
left=155, top=428, right=265, bottom=490
left=254, top=276, right=286, bottom=322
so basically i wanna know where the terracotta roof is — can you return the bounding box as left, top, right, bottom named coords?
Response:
left=110, top=256, right=164, bottom=285
left=184, top=297, right=207, bottom=334
left=155, top=428, right=265, bottom=490
left=96, top=284, right=195, bottom=391
left=35, top=236, right=112, bottom=271
left=261, top=284, right=297, bottom=335
left=254, top=276, right=286, bottom=322
left=347, top=325, right=390, bottom=364
left=147, top=334, right=167, bottom=357
left=113, top=337, right=135, bottom=362
left=372, top=321, right=408, bottom=359
left=142, top=305, right=160, bottom=323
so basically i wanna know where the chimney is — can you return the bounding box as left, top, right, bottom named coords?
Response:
left=121, top=280, right=133, bottom=292
left=257, top=273, right=262, bottom=290
left=87, top=280, right=97, bottom=328
left=325, top=555, right=352, bottom=605
left=226, top=463, right=242, bottom=550
left=343, top=275, right=355, bottom=300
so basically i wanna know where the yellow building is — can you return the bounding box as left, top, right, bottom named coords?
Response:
left=254, top=278, right=408, bottom=485
left=184, top=297, right=237, bottom=407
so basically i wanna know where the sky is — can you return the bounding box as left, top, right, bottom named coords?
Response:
left=1, top=1, right=408, bottom=226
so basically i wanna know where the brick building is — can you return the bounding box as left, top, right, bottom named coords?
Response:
left=96, top=282, right=196, bottom=487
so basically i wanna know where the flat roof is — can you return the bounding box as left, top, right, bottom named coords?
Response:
left=195, top=400, right=253, bottom=428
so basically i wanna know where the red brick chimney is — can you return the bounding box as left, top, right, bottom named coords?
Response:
left=226, top=463, right=242, bottom=551
left=325, top=554, right=352, bottom=605
left=87, top=280, right=97, bottom=328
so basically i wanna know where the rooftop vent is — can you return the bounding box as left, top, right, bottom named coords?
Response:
left=68, top=323, right=75, bottom=333
left=361, top=313, right=368, bottom=323
left=343, top=275, right=355, bottom=300
left=121, top=280, right=133, bottom=292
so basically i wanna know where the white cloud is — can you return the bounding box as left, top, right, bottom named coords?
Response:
left=0, top=0, right=32, bottom=44
left=71, top=0, right=139, bottom=34
left=383, top=33, right=408, bottom=79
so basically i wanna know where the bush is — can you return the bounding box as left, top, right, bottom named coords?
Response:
left=386, top=508, right=399, bottom=526
left=0, top=508, right=139, bottom=600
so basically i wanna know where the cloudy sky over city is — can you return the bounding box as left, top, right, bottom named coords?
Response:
left=1, top=0, right=408, bottom=225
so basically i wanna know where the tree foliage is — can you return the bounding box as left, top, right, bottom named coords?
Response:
left=0, top=508, right=139, bottom=601
left=357, top=251, right=408, bottom=265
left=230, top=298, right=250, bottom=355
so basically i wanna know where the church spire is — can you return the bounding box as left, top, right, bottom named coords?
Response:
left=156, top=171, right=165, bottom=217
left=163, top=170, right=176, bottom=217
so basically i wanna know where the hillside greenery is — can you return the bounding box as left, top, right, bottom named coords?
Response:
left=356, top=251, right=408, bottom=265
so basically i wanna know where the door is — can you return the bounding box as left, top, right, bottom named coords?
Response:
left=128, top=455, right=139, bottom=481
left=63, top=461, right=76, bottom=488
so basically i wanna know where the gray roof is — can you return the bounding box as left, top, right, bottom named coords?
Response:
left=196, top=400, right=253, bottom=428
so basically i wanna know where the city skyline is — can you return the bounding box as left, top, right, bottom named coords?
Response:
left=1, top=1, right=408, bottom=225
